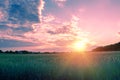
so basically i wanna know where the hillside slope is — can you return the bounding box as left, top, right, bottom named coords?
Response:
left=93, top=42, right=120, bottom=51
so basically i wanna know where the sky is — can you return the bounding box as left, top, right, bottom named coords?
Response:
left=0, top=0, right=120, bottom=52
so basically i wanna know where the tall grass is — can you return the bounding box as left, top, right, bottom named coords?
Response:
left=0, top=52, right=120, bottom=80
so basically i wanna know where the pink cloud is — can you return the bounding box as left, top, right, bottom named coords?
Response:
left=0, top=31, right=34, bottom=44
left=118, top=32, right=120, bottom=36
left=6, top=23, right=20, bottom=28
left=43, top=15, right=55, bottom=22
left=53, top=0, right=67, bottom=7
left=0, top=8, right=8, bottom=22
left=21, top=14, right=95, bottom=51
left=0, top=11, right=4, bottom=20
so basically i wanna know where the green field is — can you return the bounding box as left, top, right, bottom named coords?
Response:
left=0, top=51, right=120, bottom=80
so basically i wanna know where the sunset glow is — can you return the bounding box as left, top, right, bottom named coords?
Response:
left=72, top=40, right=87, bottom=52
left=0, top=0, right=120, bottom=51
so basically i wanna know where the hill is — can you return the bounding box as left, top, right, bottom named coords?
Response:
left=93, top=42, right=120, bottom=51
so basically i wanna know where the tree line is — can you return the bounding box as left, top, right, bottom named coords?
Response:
left=0, top=50, right=55, bottom=54
left=93, top=42, right=120, bottom=51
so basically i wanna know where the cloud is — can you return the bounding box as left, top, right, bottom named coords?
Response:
left=118, top=32, right=120, bottom=36
left=0, top=11, right=5, bottom=21
left=0, top=0, right=41, bottom=45
left=0, top=39, right=36, bottom=48
left=53, top=0, right=67, bottom=7
left=0, top=0, right=102, bottom=51
left=0, top=23, right=34, bottom=44
left=0, top=8, right=8, bottom=22
left=22, top=14, right=94, bottom=51
left=43, top=14, right=55, bottom=22
left=47, top=25, right=70, bottom=34
left=38, top=0, right=45, bottom=22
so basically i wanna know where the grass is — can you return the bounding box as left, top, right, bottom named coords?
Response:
left=0, top=51, right=120, bottom=80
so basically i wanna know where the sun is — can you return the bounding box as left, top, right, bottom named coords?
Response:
left=72, top=40, right=88, bottom=52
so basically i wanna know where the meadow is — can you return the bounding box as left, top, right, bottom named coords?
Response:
left=0, top=51, right=120, bottom=80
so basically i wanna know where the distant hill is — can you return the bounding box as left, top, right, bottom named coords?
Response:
left=93, top=42, right=120, bottom=51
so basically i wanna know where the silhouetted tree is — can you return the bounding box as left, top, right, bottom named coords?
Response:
left=4, top=50, right=14, bottom=54
left=93, top=42, right=120, bottom=51
left=0, top=50, right=3, bottom=53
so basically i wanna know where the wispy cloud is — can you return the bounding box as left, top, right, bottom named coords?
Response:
left=53, top=0, right=67, bottom=7
left=0, top=8, right=8, bottom=22
left=0, top=39, right=36, bottom=48
left=38, top=0, right=45, bottom=22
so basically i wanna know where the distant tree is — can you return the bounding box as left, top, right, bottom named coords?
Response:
left=5, top=51, right=8, bottom=53
left=21, top=50, right=30, bottom=54
left=4, top=50, right=14, bottom=54
left=0, top=50, right=3, bottom=53
left=93, top=42, right=120, bottom=51
left=44, top=52, right=50, bottom=54
left=9, top=50, right=14, bottom=54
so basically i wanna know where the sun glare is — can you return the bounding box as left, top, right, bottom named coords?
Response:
left=72, top=40, right=88, bottom=52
